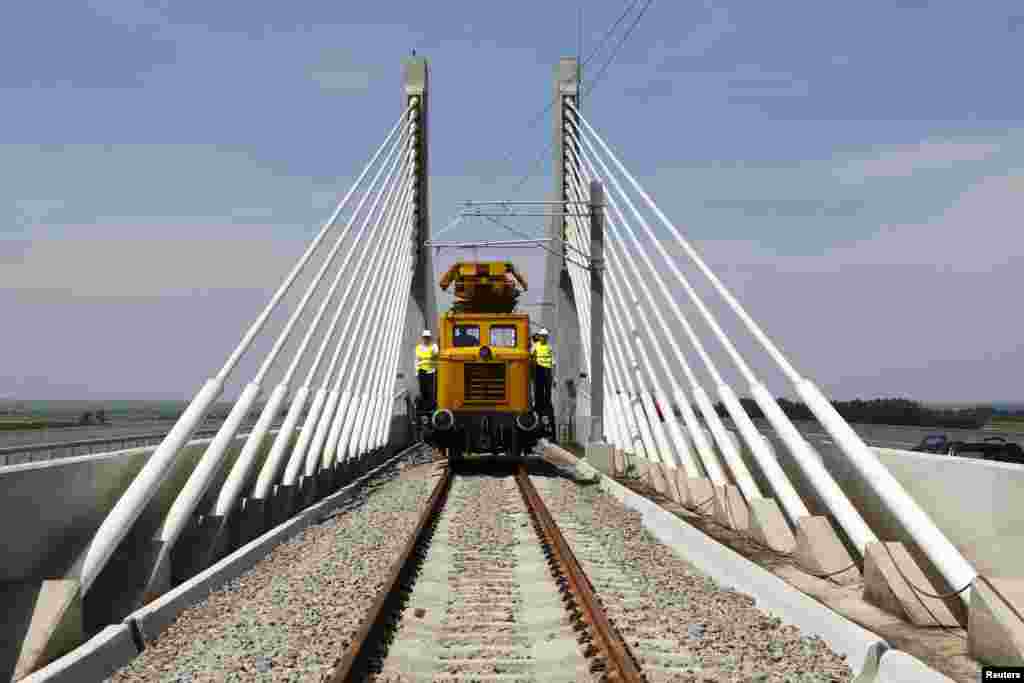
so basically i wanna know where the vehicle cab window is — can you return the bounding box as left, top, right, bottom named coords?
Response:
left=452, top=324, right=480, bottom=348
left=489, top=325, right=517, bottom=348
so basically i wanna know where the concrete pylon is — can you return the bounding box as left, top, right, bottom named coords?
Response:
left=542, top=57, right=582, bottom=442
left=399, top=57, right=438, bottom=403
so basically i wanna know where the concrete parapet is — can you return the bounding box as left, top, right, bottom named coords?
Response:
left=968, top=576, right=1024, bottom=666
left=863, top=541, right=959, bottom=627
left=4, top=580, right=82, bottom=681
left=747, top=498, right=797, bottom=554
left=17, top=624, right=137, bottom=683
left=875, top=649, right=959, bottom=682
left=711, top=484, right=749, bottom=532
left=794, top=517, right=861, bottom=586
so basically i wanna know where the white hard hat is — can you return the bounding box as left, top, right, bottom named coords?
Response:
left=538, top=328, right=549, bottom=335
left=421, top=329, right=432, bottom=337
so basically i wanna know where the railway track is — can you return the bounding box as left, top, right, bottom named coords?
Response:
left=334, top=460, right=647, bottom=683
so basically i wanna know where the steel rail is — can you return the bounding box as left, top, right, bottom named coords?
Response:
left=331, top=456, right=451, bottom=682
left=514, top=465, right=645, bottom=682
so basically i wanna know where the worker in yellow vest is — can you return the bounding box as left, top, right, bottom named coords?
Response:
left=529, top=328, right=554, bottom=414
left=415, top=330, right=439, bottom=410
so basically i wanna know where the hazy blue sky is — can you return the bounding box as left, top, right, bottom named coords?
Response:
left=2, top=1, right=1022, bottom=402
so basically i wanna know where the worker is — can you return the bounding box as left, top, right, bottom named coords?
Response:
left=529, top=328, right=554, bottom=413
left=415, top=330, right=439, bottom=411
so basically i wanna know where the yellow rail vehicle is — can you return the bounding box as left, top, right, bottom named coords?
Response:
left=421, top=262, right=546, bottom=463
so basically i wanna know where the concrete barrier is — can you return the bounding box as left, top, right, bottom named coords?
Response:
left=718, top=426, right=1024, bottom=589
left=18, top=442, right=423, bottom=682
left=16, top=625, right=137, bottom=683
left=1, top=399, right=412, bottom=680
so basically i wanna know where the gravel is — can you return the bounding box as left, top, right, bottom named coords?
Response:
left=530, top=474, right=855, bottom=683
left=372, top=474, right=588, bottom=682
left=109, top=451, right=440, bottom=683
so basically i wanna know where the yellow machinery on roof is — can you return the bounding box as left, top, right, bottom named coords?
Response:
left=439, top=261, right=529, bottom=313
left=421, top=261, right=547, bottom=464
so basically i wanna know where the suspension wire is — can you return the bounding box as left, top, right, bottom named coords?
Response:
left=217, top=103, right=416, bottom=381
left=561, top=165, right=641, bottom=454
left=496, top=0, right=646, bottom=192
left=568, top=132, right=733, bottom=485
left=314, top=150, right=419, bottom=474
left=572, top=156, right=708, bottom=478
left=282, top=116, right=417, bottom=391
left=315, top=147, right=418, bottom=465
left=567, top=155, right=703, bottom=477
left=571, top=126, right=752, bottom=490
left=564, top=158, right=657, bottom=461
left=360, top=196, right=415, bottom=454
left=322, top=158, right=420, bottom=467
left=572, top=118, right=873, bottom=531
left=301, top=127, right=417, bottom=393
left=570, top=110, right=980, bottom=606
left=346, top=177, right=419, bottom=459
left=253, top=115, right=418, bottom=385
left=282, top=133, right=417, bottom=485
left=580, top=0, right=655, bottom=100
left=323, top=168, right=418, bottom=468
left=370, top=201, right=419, bottom=448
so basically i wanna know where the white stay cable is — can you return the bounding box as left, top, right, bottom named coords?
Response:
left=301, top=145, right=418, bottom=478
left=342, top=173, right=418, bottom=460
left=560, top=178, right=627, bottom=450
left=368, top=203, right=419, bottom=450
left=300, top=152, right=419, bottom=479
left=322, top=158, right=419, bottom=467
left=570, top=123, right=763, bottom=502
left=356, top=202, right=419, bottom=456
left=324, top=176, right=416, bottom=468
left=569, top=162, right=701, bottom=476
left=281, top=131, right=416, bottom=486
left=564, top=161, right=658, bottom=461
left=74, top=105, right=414, bottom=594
left=256, top=126, right=415, bottom=495
left=572, top=109, right=978, bottom=605
left=329, top=172, right=419, bottom=466
left=570, top=140, right=727, bottom=482
left=568, top=147, right=708, bottom=480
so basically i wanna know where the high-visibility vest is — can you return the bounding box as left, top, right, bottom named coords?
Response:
left=530, top=341, right=553, bottom=369
left=415, top=343, right=438, bottom=373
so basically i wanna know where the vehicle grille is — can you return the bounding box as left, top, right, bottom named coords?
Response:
left=464, top=362, right=506, bottom=403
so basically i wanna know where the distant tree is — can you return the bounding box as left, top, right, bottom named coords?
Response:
left=95, top=409, right=107, bottom=424
left=79, top=411, right=93, bottom=426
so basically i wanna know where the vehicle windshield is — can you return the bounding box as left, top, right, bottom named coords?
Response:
left=489, top=325, right=517, bottom=348
left=452, top=324, right=480, bottom=348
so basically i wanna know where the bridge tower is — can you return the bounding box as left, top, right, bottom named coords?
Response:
left=542, top=57, right=584, bottom=441
left=400, top=57, right=438, bottom=400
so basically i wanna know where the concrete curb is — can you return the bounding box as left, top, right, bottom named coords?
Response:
left=127, top=512, right=310, bottom=642
left=126, top=444, right=422, bottom=643
left=544, top=443, right=954, bottom=682
left=17, top=625, right=136, bottom=683
left=876, top=650, right=958, bottom=682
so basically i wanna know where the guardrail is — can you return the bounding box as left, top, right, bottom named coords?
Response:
left=0, top=424, right=282, bottom=467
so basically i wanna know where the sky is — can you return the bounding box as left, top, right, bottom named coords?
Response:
left=2, top=1, right=1023, bottom=403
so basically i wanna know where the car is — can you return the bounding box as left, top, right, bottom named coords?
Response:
left=913, top=433, right=951, bottom=454
left=949, top=436, right=1024, bottom=464
left=912, top=433, right=1024, bottom=464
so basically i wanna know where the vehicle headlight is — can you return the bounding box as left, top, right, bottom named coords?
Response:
left=431, top=409, right=455, bottom=431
